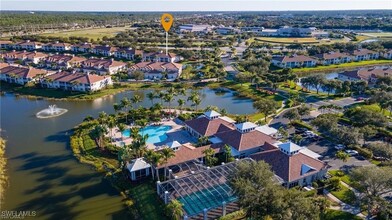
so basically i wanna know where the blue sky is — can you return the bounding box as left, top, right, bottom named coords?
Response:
left=1, top=0, right=391, bottom=11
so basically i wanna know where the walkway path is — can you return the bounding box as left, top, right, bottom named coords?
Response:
left=324, top=189, right=364, bottom=218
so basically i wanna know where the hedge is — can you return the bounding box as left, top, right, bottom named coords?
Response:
left=292, top=120, right=314, bottom=130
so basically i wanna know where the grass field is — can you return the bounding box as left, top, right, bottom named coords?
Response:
left=40, top=27, right=130, bottom=40
left=322, top=209, right=362, bottom=220
left=330, top=183, right=357, bottom=206
left=254, top=37, right=319, bottom=44
left=292, top=59, right=392, bottom=74
left=359, top=32, right=392, bottom=38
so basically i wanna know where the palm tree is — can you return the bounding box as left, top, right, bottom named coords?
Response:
left=202, top=147, right=217, bottom=167
left=161, top=147, right=175, bottom=181
left=98, top=111, right=108, bottom=126
left=113, top=103, right=122, bottom=115
left=130, top=127, right=141, bottom=139
left=197, top=136, right=209, bottom=147
left=120, top=97, right=131, bottom=123
left=144, top=149, right=158, bottom=180
left=107, top=115, right=116, bottom=139
left=158, top=91, right=165, bottom=105
left=165, top=199, right=184, bottom=220
left=164, top=93, right=174, bottom=113
left=192, top=96, right=202, bottom=111
left=132, top=134, right=148, bottom=158
left=177, top=99, right=185, bottom=114
left=117, top=123, right=126, bottom=140
left=90, top=125, right=108, bottom=149
left=131, top=94, right=142, bottom=108
left=335, top=151, right=349, bottom=162
left=147, top=92, right=155, bottom=106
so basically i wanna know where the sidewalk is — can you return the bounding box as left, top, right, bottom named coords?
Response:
left=324, top=189, right=366, bottom=219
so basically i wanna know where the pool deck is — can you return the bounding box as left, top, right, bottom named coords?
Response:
left=110, top=119, right=196, bottom=149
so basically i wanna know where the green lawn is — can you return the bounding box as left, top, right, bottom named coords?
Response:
left=292, top=60, right=392, bottom=74
left=350, top=103, right=392, bottom=117
left=40, top=27, right=130, bottom=40
left=129, top=181, right=169, bottom=220
left=0, top=82, right=181, bottom=100
left=359, top=32, right=392, bottom=38
left=330, top=183, right=357, bottom=206
left=322, top=209, right=362, bottom=220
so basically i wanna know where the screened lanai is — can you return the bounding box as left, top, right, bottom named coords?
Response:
left=157, top=158, right=253, bottom=219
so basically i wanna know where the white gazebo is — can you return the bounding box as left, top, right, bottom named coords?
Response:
left=127, top=158, right=151, bottom=181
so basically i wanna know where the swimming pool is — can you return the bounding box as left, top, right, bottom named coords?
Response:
left=122, top=125, right=172, bottom=144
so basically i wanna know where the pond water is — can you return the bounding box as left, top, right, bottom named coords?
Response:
left=0, top=87, right=255, bottom=220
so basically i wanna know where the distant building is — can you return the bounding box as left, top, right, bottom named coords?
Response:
left=0, top=63, right=50, bottom=85
left=71, top=42, right=94, bottom=53
left=179, top=24, right=213, bottom=33
left=257, top=26, right=328, bottom=38
left=114, top=48, right=143, bottom=60
left=42, top=42, right=71, bottom=52
left=313, top=51, right=352, bottom=65
left=42, top=54, right=86, bottom=70
left=1, top=50, right=47, bottom=64
left=14, top=40, right=42, bottom=51
left=271, top=55, right=317, bottom=68
left=80, top=58, right=127, bottom=75
left=382, top=50, right=392, bottom=59
left=338, top=67, right=392, bottom=83
left=40, top=71, right=113, bottom=91
left=143, top=51, right=180, bottom=63
left=240, top=27, right=264, bottom=33
left=0, top=41, right=13, bottom=49
left=129, top=61, right=182, bottom=80
left=250, top=142, right=328, bottom=188
left=215, top=27, right=240, bottom=35
left=91, top=45, right=118, bottom=57
left=350, top=49, right=379, bottom=61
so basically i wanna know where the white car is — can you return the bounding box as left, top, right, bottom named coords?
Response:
left=345, top=150, right=359, bottom=156
left=335, top=144, right=345, bottom=150
left=304, top=131, right=317, bottom=138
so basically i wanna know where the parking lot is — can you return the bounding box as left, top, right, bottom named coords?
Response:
left=288, top=126, right=372, bottom=170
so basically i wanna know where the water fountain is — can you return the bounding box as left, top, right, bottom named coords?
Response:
left=36, top=105, right=68, bottom=118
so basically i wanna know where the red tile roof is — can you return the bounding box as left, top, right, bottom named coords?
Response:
left=82, top=58, right=126, bottom=68
left=2, top=51, right=47, bottom=60
left=44, top=71, right=110, bottom=84
left=0, top=64, right=48, bottom=79
left=314, top=51, right=350, bottom=60
left=130, top=62, right=182, bottom=72
left=215, top=129, right=276, bottom=152
left=340, top=67, right=392, bottom=81
left=45, top=54, right=86, bottom=63
left=272, top=55, right=316, bottom=63
left=250, top=147, right=327, bottom=182
left=351, top=49, right=377, bottom=56
left=184, top=116, right=235, bottom=137
left=156, top=143, right=223, bottom=168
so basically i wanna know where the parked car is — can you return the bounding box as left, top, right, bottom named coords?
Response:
left=304, top=131, right=318, bottom=138
left=334, top=144, right=346, bottom=150
left=356, top=97, right=364, bottom=101
left=345, top=150, right=358, bottom=156
left=296, top=128, right=308, bottom=134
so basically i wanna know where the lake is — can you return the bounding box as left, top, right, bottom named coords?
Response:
left=0, top=87, right=255, bottom=220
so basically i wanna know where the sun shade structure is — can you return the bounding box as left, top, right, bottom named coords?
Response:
left=157, top=158, right=253, bottom=218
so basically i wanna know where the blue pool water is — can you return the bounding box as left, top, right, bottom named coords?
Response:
left=122, top=125, right=172, bottom=144
left=178, top=184, right=237, bottom=217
